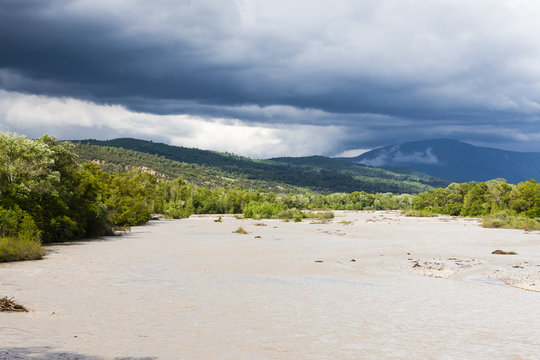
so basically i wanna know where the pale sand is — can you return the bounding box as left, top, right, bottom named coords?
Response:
left=1, top=211, right=539, bottom=359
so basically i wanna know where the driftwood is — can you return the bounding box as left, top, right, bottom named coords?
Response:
left=492, top=250, right=517, bottom=255
left=0, top=296, right=28, bottom=312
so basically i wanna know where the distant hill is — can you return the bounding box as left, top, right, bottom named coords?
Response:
left=340, top=139, right=540, bottom=183
left=71, top=138, right=449, bottom=194
left=268, top=155, right=448, bottom=188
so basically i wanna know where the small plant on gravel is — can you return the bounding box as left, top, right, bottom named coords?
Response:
left=233, top=227, right=248, bottom=234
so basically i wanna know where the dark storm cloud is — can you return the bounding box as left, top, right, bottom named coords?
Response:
left=1, top=0, right=540, bottom=154
left=0, top=1, right=238, bottom=102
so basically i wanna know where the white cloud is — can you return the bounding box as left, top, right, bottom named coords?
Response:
left=393, top=148, right=440, bottom=165
left=0, top=90, right=347, bottom=158
left=359, top=146, right=440, bottom=167
left=333, top=148, right=371, bottom=158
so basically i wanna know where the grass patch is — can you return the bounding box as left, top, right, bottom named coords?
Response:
left=304, top=211, right=334, bottom=220
left=214, top=216, right=223, bottom=223
left=340, top=220, right=352, bottom=225
left=482, top=212, right=540, bottom=231
left=274, top=209, right=335, bottom=223
left=233, top=227, right=248, bottom=234
left=401, top=209, right=437, bottom=217
left=0, top=297, right=28, bottom=312
left=0, top=237, right=44, bottom=263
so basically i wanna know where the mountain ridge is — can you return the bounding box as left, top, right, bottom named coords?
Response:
left=340, top=138, right=540, bottom=183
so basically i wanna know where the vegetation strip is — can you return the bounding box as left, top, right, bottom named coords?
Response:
left=1, top=132, right=539, bottom=263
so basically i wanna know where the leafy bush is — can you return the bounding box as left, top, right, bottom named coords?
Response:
left=482, top=212, right=540, bottom=230
left=243, top=201, right=286, bottom=219
left=275, top=208, right=304, bottom=221
left=0, top=206, right=43, bottom=262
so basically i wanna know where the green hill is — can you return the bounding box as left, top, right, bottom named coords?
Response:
left=71, top=138, right=449, bottom=194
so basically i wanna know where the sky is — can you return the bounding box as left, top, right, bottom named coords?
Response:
left=1, top=0, right=540, bottom=158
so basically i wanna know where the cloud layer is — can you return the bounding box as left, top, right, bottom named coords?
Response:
left=1, top=0, right=540, bottom=155
left=360, top=146, right=441, bottom=167
left=0, top=90, right=349, bottom=158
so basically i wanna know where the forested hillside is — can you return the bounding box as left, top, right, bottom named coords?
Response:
left=71, top=143, right=308, bottom=193
left=73, top=138, right=449, bottom=194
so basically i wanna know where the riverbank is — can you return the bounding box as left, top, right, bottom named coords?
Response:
left=1, top=211, right=539, bottom=359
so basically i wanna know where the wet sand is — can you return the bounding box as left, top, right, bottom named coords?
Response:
left=1, top=211, right=539, bottom=359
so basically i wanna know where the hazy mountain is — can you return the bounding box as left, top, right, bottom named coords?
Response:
left=340, top=139, right=540, bottom=183
left=72, top=138, right=448, bottom=194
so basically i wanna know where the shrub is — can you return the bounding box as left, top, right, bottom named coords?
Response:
left=243, top=201, right=286, bottom=219
left=482, top=212, right=540, bottom=230
left=402, top=209, right=437, bottom=217
left=165, top=200, right=193, bottom=219
left=0, top=236, right=44, bottom=262
left=0, top=206, right=43, bottom=262
left=304, top=210, right=334, bottom=220
left=275, top=208, right=304, bottom=221
left=233, top=227, right=248, bottom=234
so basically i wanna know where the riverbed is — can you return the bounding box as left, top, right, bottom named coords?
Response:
left=1, top=211, right=539, bottom=359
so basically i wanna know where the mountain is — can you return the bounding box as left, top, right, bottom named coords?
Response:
left=71, top=138, right=449, bottom=194
left=340, top=139, right=540, bottom=183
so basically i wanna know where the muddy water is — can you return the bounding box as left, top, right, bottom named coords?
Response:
left=1, top=212, right=539, bottom=359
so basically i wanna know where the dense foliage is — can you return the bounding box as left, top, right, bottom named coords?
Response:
left=411, top=179, right=539, bottom=218
left=0, top=134, right=158, bottom=261
left=0, top=134, right=108, bottom=244
left=154, top=184, right=415, bottom=220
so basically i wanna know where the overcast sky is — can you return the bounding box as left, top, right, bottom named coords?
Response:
left=1, top=0, right=540, bottom=158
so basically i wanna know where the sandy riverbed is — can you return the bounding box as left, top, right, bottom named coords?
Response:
left=1, top=211, right=539, bottom=359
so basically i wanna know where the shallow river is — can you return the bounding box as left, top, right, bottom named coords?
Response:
left=1, top=211, right=539, bottom=359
